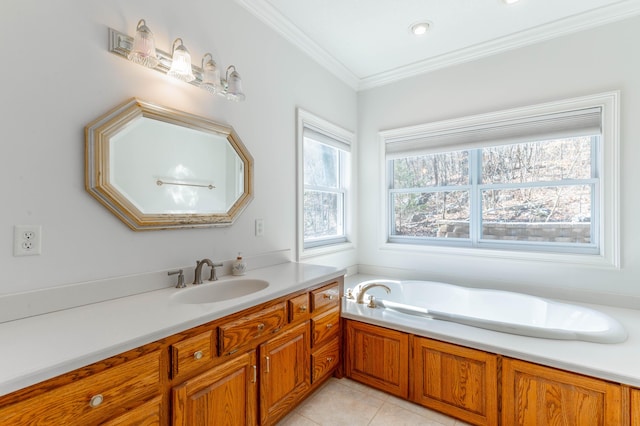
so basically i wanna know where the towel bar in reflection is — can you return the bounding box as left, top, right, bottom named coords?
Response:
left=156, top=179, right=215, bottom=190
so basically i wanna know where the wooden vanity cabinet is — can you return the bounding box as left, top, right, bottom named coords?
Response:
left=502, top=357, right=624, bottom=425
left=411, top=336, right=498, bottom=426
left=0, top=276, right=343, bottom=426
left=344, top=319, right=409, bottom=398
left=0, top=349, right=162, bottom=425
left=259, top=321, right=310, bottom=425
left=631, top=387, right=640, bottom=425
left=172, top=350, right=258, bottom=426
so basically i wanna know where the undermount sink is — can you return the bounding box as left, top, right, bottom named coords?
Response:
left=171, top=279, right=270, bottom=304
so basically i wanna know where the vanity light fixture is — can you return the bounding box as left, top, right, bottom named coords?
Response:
left=108, top=19, right=246, bottom=101
left=224, top=66, right=246, bottom=102
left=127, top=19, right=159, bottom=68
left=167, top=38, right=196, bottom=82
left=201, top=53, right=223, bottom=94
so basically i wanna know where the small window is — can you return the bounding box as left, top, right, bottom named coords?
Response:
left=382, top=92, right=619, bottom=265
left=297, top=109, right=354, bottom=256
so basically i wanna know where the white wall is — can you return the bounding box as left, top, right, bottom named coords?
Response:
left=0, top=0, right=357, bottom=294
left=357, top=16, right=640, bottom=306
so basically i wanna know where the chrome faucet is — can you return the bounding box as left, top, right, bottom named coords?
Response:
left=193, top=259, right=224, bottom=284
left=355, top=282, right=391, bottom=304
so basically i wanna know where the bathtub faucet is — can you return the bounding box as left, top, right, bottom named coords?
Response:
left=356, top=283, right=391, bottom=304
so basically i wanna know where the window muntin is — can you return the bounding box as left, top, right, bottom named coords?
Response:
left=389, top=135, right=599, bottom=253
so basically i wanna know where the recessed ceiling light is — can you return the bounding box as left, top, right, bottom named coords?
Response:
left=502, top=0, right=521, bottom=4
left=409, top=22, right=431, bottom=36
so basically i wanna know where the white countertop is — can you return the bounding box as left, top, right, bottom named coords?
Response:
left=0, top=262, right=345, bottom=397
left=343, top=274, right=640, bottom=388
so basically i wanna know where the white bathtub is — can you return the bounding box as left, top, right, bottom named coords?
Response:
left=348, top=280, right=627, bottom=344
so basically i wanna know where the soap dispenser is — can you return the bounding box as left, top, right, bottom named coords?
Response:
left=232, top=252, right=246, bottom=276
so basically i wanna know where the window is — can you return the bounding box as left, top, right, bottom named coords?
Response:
left=297, top=109, right=354, bottom=257
left=382, top=92, right=619, bottom=265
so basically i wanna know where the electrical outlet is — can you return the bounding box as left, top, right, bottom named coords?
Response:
left=255, top=218, right=264, bottom=237
left=14, top=225, right=42, bottom=256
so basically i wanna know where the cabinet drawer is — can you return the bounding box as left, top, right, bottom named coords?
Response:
left=219, top=302, right=287, bottom=356
left=0, top=351, right=160, bottom=425
left=288, top=293, right=310, bottom=323
left=171, top=330, right=214, bottom=378
left=102, top=395, right=162, bottom=426
left=311, top=307, right=340, bottom=347
left=310, top=282, right=340, bottom=313
left=312, top=339, right=340, bottom=383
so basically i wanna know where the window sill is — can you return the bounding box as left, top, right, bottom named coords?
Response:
left=380, top=241, right=619, bottom=269
left=299, top=241, right=355, bottom=260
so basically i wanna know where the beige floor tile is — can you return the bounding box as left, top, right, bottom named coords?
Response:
left=385, top=395, right=457, bottom=425
left=368, top=401, right=450, bottom=426
left=278, top=377, right=461, bottom=426
left=277, top=411, right=320, bottom=426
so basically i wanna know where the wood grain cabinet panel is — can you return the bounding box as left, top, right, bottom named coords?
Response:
left=171, top=330, right=214, bottom=379
left=101, top=395, right=162, bottom=426
left=502, top=357, right=624, bottom=426
left=288, top=293, right=310, bottom=324
left=344, top=319, right=409, bottom=398
left=218, top=302, right=287, bottom=356
left=310, top=282, right=340, bottom=313
left=631, top=387, right=640, bottom=426
left=0, top=351, right=160, bottom=425
left=311, top=307, right=340, bottom=347
left=260, top=321, right=311, bottom=426
left=172, top=350, right=257, bottom=426
left=312, top=338, right=340, bottom=383
left=411, top=336, right=498, bottom=426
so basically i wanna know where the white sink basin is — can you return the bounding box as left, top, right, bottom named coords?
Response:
left=171, top=279, right=269, bottom=304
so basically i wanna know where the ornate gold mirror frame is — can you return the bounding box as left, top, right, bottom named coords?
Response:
left=85, top=98, right=253, bottom=230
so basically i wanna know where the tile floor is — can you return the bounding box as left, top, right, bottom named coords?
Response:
left=277, top=377, right=472, bottom=426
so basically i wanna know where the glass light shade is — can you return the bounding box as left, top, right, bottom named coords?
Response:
left=127, top=19, right=159, bottom=68
left=167, top=38, right=195, bottom=82
left=225, top=66, right=246, bottom=102
left=200, top=54, right=222, bottom=94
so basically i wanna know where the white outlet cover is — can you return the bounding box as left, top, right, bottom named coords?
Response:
left=14, top=225, right=42, bottom=256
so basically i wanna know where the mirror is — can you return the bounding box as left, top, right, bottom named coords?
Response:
left=85, top=98, right=253, bottom=230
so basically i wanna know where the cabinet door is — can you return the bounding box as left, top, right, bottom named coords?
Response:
left=632, top=387, right=640, bottom=426
left=259, top=321, right=311, bottom=426
left=502, top=358, right=623, bottom=425
left=172, top=350, right=257, bottom=426
left=344, top=320, right=409, bottom=398
left=411, top=336, right=498, bottom=426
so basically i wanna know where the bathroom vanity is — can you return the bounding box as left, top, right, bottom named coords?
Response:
left=0, top=264, right=343, bottom=426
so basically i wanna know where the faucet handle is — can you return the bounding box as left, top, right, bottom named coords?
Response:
left=168, top=269, right=185, bottom=288
left=209, top=262, right=224, bottom=281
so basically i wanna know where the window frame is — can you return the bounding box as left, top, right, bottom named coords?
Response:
left=297, top=108, right=355, bottom=259
left=380, top=92, right=620, bottom=268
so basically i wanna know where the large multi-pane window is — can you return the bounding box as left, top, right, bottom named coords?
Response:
left=385, top=101, right=611, bottom=256
left=298, top=109, right=353, bottom=254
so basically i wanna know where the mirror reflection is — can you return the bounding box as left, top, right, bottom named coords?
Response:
left=85, top=98, right=253, bottom=230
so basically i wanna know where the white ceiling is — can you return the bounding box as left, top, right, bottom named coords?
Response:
left=234, top=0, right=640, bottom=90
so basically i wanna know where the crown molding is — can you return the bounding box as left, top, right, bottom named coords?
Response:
left=233, top=0, right=360, bottom=89
left=235, top=0, right=640, bottom=92
left=358, top=0, right=640, bottom=90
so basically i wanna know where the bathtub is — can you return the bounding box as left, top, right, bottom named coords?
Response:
left=347, top=280, right=627, bottom=344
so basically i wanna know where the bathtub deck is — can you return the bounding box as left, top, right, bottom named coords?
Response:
left=344, top=275, right=640, bottom=388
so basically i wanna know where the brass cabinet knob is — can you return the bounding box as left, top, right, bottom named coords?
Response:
left=89, top=394, right=104, bottom=408
left=194, top=350, right=204, bottom=360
